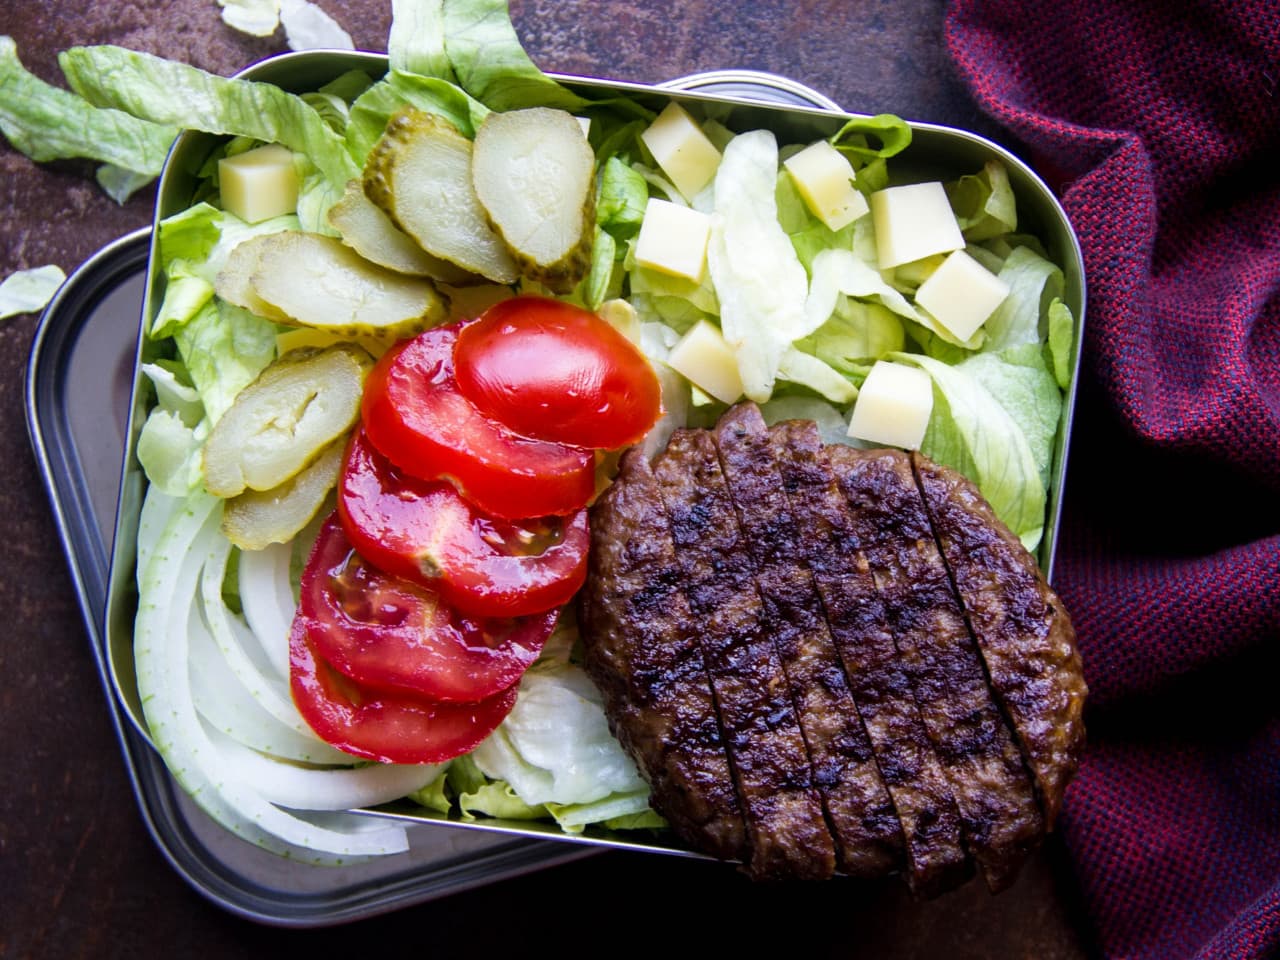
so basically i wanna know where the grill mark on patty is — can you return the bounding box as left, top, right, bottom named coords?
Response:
left=773, top=421, right=969, bottom=896
left=578, top=447, right=746, bottom=861
left=652, top=429, right=836, bottom=880
left=829, top=445, right=1043, bottom=892
left=911, top=452, right=1087, bottom=830
left=714, top=404, right=903, bottom=878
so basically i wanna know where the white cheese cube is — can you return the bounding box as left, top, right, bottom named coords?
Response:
left=575, top=116, right=592, bottom=138
left=914, top=249, right=1011, bottom=341
left=783, top=140, right=869, bottom=231
left=634, top=198, right=711, bottom=282
left=847, top=360, right=933, bottom=449
left=668, top=320, right=744, bottom=405
left=218, top=144, right=299, bottom=224
left=869, top=181, right=964, bottom=269
left=641, top=102, right=722, bottom=201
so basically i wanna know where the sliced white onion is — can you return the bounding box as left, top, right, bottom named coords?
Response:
left=200, top=534, right=315, bottom=735
left=189, top=604, right=352, bottom=765
left=206, top=725, right=442, bottom=810
left=136, top=493, right=409, bottom=861
left=238, top=540, right=295, bottom=682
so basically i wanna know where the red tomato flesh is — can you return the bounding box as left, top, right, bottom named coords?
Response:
left=337, top=429, right=588, bottom=618
left=290, top=617, right=518, bottom=765
left=361, top=323, right=595, bottom=520
left=298, top=514, right=555, bottom=703
left=454, top=296, right=662, bottom=449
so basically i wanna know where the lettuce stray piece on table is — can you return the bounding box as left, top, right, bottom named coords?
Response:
left=0, top=265, right=66, bottom=320
left=0, top=37, right=176, bottom=201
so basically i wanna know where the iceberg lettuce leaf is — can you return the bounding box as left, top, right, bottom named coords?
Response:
left=58, top=44, right=358, bottom=189
left=0, top=264, right=65, bottom=320
left=893, top=351, right=1046, bottom=550
left=0, top=36, right=175, bottom=178
left=442, top=0, right=587, bottom=111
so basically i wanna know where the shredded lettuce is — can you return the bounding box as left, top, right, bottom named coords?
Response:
left=983, top=244, right=1064, bottom=352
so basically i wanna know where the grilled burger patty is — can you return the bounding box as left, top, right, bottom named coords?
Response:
left=578, top=402, right=1086, bottom=892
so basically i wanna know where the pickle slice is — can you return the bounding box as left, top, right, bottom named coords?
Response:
left=202, top=344, right=371, bottom=498
left=363, top=108, right=518, bottom=284
left=472, top=106, right=596, bottom=293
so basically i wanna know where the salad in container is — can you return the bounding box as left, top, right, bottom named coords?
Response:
left=14, top=0, right=1085, bottom=871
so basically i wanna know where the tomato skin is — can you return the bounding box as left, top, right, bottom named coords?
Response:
left=454, top=296, right=662, bottom=449
left=337, top=429, right=589, bottom=618
left=289, top=616, right=519, bottom=765
left=361, top=323, right=595, bottom=520
left=298, top=513, right=555, bottom=702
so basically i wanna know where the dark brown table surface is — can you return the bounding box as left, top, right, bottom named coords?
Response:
left=1, top=1, right=1094, bottom=956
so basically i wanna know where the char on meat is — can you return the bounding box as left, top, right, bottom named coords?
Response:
left=579, top=403, right=1086, bottom=892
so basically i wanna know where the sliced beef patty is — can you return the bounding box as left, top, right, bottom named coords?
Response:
left=579, top=404, right=1086, bottom=892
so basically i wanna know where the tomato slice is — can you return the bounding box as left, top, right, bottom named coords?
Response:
left=454, top=296, right=662, bottom=449
left=298, top=514, right=555, bottom=702
left=289, top=617, right=518, bottom=765
left=361, top=323, right=595, bottom=519
left=337, top=429, right=589, bottom=618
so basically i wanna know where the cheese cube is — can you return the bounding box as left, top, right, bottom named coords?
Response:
left=668, top=320, right=744, bottom=405
left=218, top=144, right=299, bottom=224
left=914, top=249, right=1010, bottom=341
left=869, top=181, right=964, bottom=269
left=641, top=102, right=722, bottom=201
left=783, top=141, right=869, bottom=231
left=634, top=198, right=711, bottom=282
left=847, top=360, right=933, bottom=449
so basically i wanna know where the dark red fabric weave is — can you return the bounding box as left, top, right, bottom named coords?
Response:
left=945, top=2, right=1280, bottom=957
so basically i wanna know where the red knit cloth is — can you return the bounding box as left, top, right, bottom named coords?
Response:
left=945, top=2, right=1280, bottom=957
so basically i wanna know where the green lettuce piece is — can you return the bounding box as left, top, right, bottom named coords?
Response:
left=406, top=765, right=453, bottom=815
left=946, top=160, right=1017, bottom=241
left=150, top=262, right=214, bottom=339
left=777, top=347, right=857, bottom=404
left=0, top=36, right=176, bottom=180
left=958, top=345, right=1062, bottom=489
left=58, top=44, right=357, bottom=189
left=829, top=113, right=912, bottom=160
left=172, top=300, right=278, bottom=424
left=140, top=361, right=203, bottom=425
left=602, top=809, right=667, bottom=831
left=893, top=352, right=1047, bottom=550
left=136, top=408, right=205, bottom=495
left=345, top=70, right=489, bottom=161
left=458, top=780, right=548, bottom=821
left=597, top=156, right=648, bottom=239
left=442, top=0, right=587, bottom=111
left=983, top=244, right=1064, bottom=352
left=1046, top=297, right=1075, bottom=390
left=469, top=662, right=649, bottom=810
left=804, top=297, right=905, bottom=373
left=545, top=791, right=656, bottom=834
left=217, top=0, right=281, bottom=36
left=445, top=752, right=489, bottom=796
left=0, top=265, right=65, bottom=320
left=582, top=226, right=617, bottom=310
left=708, top=129, right=810, bottom=402
left=95, top=163, right=155, bottom=203
left=389, top=0, right=455, bottom=81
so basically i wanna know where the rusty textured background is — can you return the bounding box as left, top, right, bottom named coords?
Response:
left=0, top=2, right=1091, bottom=956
